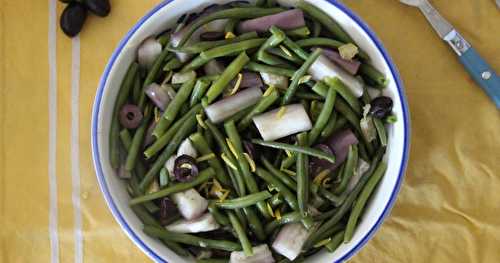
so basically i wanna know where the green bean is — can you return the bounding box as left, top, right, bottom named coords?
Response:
left=216, top=191, right=272, bottom=209
left=296, top=133, right=309, bottom=215
left=225, top=105, right=253, bottom=124
left=199, top=74, right=221, bottom=82
left=325, top=230, right=345, bottom=252
left=205, top=52, right=250, bottom=104
left=318, top=188, right=343, bottom=207
left=333, top=145, right=358, bottom=194
left=227, top=211, right=253, bottom=256
left=244, top=62, right=295, bottom=77
left=301, top=215, right=315, bottom=230
left=237, top=87, right=279, bottom=130
left=256, top=28, right=288, bottom=66
left=311, top=19, right=322, bottom=38
left=344, top=161, right=387, bottom=242
left=206, top=121, right=246, bottom=195
left=297, top=37, right=344, bottom=50
left=208, top=202, right=230, bottom=226
left=361, top=86, right=372, bottom=105
left=303, top=222, right=344, bottom=250
left=309, top=100, right=323, bottom=122
left=324, top=77, right=362, bottom=115
left=110, top=62, right=139, bottom=168
left=285, top=26, right=311, bottom=38
left=251, top=139, right=335, bottom=164
left=189, top=132, right=231, bottom=186
left=125, top=105, right=152, bottom=171
left=224, top=121, right=272, bottom=219
left=281, top=48, right=322, bottom=105
left=176, top=7, right=284, bottom=47
left=332, top=116, right=348, bottom=132
left=201, top=38, right=266, bottom=61
left=225, top=19, right=238, bottom=34
left=319, top=111, right=338, bottom=140
left=264, top=211, right=303, bottom=234
left=261, top=157, right=296, bottom=191
left=313, top=207, right=338, bottom=222
left=139, top=114, right=198, bottom=190
left=119, top=129, right=132, bottom=149
left=306, top=148, right=385, bottom=246
left=157, top=33, right=170, bottom=47
left=153, top=77, right=196, bottom=137
left=176, top=32, right=259, bottom=54
left=255, top=168, right=298, bottom=211
left=335, top=98, right=375, bottom=156
left=283, top=36, right=310, bottom=61
left=334, top=98, right=362, bottom=134
left=140, top=50, right=174, bottom=108
left=359, top=63, right=388, bottom=88
left=311, top=81, right=328, bottom=97
left=181, top=56, right=210, bottom=73
left=144, top=104, right=202, bottom=159
left=234, top=208, right=248, bottom=232
left=120, top=129, right=147, bottom=179
left=132, top=206, right=189, bottom=257
left=294, top=91, right=324, bottom=101
left=243, top=207, right=266, bottom=241
left=385, top=114, right=398, bottom=124
left=267, top=47, right=303, bottom=64
left=255, top=0, right=266, bottom=6
left=308, top=85, right=336, bottom=144
left=297, top=1, right=352, bottom=44
left=373, top=117, right=388, bottom=147
left=131, top=168, right=215, bottom=205
left=190, top=79, right=211, bottom=107
left=269, top=193, right=285, bottom=207
left=132, top=70, right=141, bottom=104
left=143, top=225, right=241, bottom=251
left=129, top=175, right=160, bottom=213
left=163, top=57, right=182, bottom=71
left=266, top=0, right=277, bottom=7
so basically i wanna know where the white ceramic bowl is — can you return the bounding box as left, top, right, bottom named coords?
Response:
left=91, top=0, right=411, bottom=262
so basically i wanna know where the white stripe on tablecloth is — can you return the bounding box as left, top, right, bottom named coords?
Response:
left=71, top=35, right=83, bottom=263
left=48, top=0, right=59, bottom=262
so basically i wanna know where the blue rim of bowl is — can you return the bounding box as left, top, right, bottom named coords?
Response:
left=91, top=0, right=411, bottom=262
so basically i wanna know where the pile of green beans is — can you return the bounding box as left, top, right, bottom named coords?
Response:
left=110, top=1, right=393, bottom=261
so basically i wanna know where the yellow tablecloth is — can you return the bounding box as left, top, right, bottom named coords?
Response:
left=1, top=0, right=499, bottom=262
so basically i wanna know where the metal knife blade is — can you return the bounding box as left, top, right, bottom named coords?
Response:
left=417, top=0, right=454, bottom=39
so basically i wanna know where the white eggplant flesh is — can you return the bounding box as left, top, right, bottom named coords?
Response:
left=166, top=213, right=220, bottom=233
left=253, top=104, right=312, bottom=141
left=260, top=72, right=289, bottom=90
left=172, top=189, right=208, bottom=220
left=347, top=158, right=370, bottom=192
left=172, top=71, right=197, bottom=84
left=230, top=244, right=275, bottom=263
left=164, top=156, right=176, bottom=179
left=177, top=138, right=198, bottom=158
left=308, top=55, right=364, bottom=98
left=205, top=87, right=263, bottom=124
left=137, top=37, right=162, bottom=69
left=366, top=86, right=382, bottom=99
left=272, top=223, right=309, bottom=261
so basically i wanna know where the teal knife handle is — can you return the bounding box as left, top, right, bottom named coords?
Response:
left=458, top=47, right=500, bottom=109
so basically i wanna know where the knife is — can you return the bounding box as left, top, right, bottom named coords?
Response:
left=400, top=0, right=500, bottom=109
